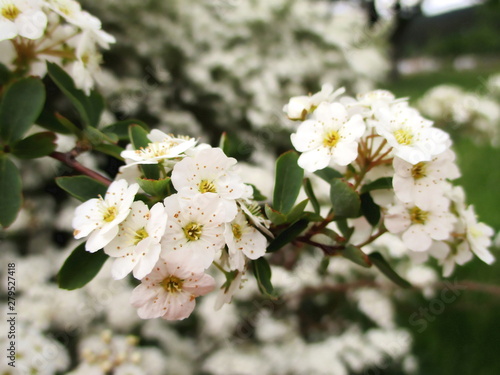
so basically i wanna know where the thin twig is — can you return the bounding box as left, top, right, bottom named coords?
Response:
left=50, top=151, right=112, bottom=186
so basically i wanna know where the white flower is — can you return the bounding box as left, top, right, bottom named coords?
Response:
left=291, top=102, right=366, bottom=172
left=130, top=259, right=215, bottom=320
left=224, top=210, right=267, bottom=271
left=72, top=180, right=139, bottom=252
left=238, top=199, right=273, bottom=238
left=104, top=201, right=167, bottom=280
left=0, top=0, right=47, bottom=41
left=374, top=103, right=450, bottom=164
left=121, top=130, right=196, bottom=169
left=68, top=31, right=102, bottom=94
left=171, top=147, right=248, bottom=222
left=283, top=83, right=345, bottom=120
left=161, top=193, right=226, bottom=271
left=461, top=206, right=495, bottom=265
left=214, top=269, right=246, bottom=310
left=384, top=198, right=456, bottom=252
left=436, top=242, right=473, bottom=277
left=392, top=150, right=460, bottom=208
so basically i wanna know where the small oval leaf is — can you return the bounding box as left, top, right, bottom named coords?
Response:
left=56, top=176, right=108, bottom=202
left=0, top=156, right=22, bottom=228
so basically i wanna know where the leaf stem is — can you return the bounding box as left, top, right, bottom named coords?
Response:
left=50, top=151, right=112, bottom=186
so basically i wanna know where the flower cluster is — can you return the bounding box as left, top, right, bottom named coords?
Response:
left=0, top=0, right=114, bottom=93
left=72, top=130, right=269, bottom=320
left=287, top=86, right=495, bottom=276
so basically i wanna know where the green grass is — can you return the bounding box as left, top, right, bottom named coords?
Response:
left=385, top=69, right=500, bottom=375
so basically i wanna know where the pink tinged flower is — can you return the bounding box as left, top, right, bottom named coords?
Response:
left=72, top=180, right=139, bottom=252
left=384, top=199, right=456, bottom=252
left=130, top=259, right=215, bottom=321
left=290, top=102, right=366, bottom=172
left=0, top=0, right=47, bottom=41
left=171, top=147, right=248, bottom=222
left=224, top=211, right=268, bottom=271
left=462, top=206, right=495, bottom=265
left=374, top=103, right=450, bottom=164
left=120, top=130, right=196, bottom=168
left=161, top=194, right=226, bottom=271
left=104, top=201, right=167, bottom=280
left=392, top=150, right=460, bottom=209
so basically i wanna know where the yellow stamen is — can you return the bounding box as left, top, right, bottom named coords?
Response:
left=1, top=4, right=20, bottom=21
left=411, top=162, right=427, bottom=179
left=134, top=228, right=149, bottom=245
left=394, top=129, right=413, bottom=145
left=199, top=180, right=217, bottom=193
left=103, top=206, right=118, bottom=222
left=232, top=224, right=242, bottom=240
left=183, top=222, right=203, bottom=241
left=323, top=130, right=340, bottom=148
left=409, top=206, right=428, bottom=225
left=160, top=276, right=184, bottom=293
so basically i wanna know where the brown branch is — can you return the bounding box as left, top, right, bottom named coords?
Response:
left=50, top=151, right=112, bottom=186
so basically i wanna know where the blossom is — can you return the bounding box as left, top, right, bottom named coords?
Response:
left=384, top=198, right=456, bottom=252
left=392, top=150, right=460, bottom=208
left=161, top=193, right=226, bottom=270
left=283, top=83, right=345, bottom=120
left=290, top=102, right=366, bottom=172
left=130, top=259, right=215, bottom=320
left=0, top=0, right=47, bottom=41
left=461, top=206, right=495, bottom=265
left=104, top=201, right=167, bottom=280
left=224, top=210, right=267, bottom=271
left=171, top=147, right=248, bottom=222
left=120, top=130, right=196, bottom=169
left=374, top=103, right=450, bottom=164
left=72, top=180, right=139, bottom=252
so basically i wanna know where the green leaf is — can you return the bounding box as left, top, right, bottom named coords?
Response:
left=252, top=257, right=275, bottom=297
left=0, top=63, right=11, bottom=85
left=57, top=242, right=108, bottom=290
left=264, top=204, right=287, bottom=225
left=137, top=177, right=171, bottom=197
left=46, top=62, right=101, bottom=127
left=128, top=124, right=160, bottom=180
left=102, top=119, right=149, bottom=141
left=285, top=198, right=309, bottom=224
left=36, top=108, right=73, bottom=134
left=0, top=77, right=45, bottom=143
left=0, top=156, right=22, bottom=228
left=369, top=252, right=412, bottom=288
left=335, top=218, right=354, bottom=240
left=360, top=192, right=381, bottom=226
left=329, top=178, right=361, bottom=218
left=273, top=151, right=304, bottom=215
left=56, top=176, right=108, bottom=202
left=303, top=178, right=320, bottom=214
left=301, top=211, right=324, bottom=222
left=314, top=167, right=343, bottom=183
left=217, top=131, right=253, bottom=161
left=361, top=177, right=393, bottom=194
left=341, top=245, right=371, bottom=268
left=267, top=219, right=309, bottom=253
left=11, top=132, right=57, bottom=159
left=248, top=183, right=267, bottom=201
left=84, top=126, right=118, bottom=145
left=94, top=144, right=125, bottom=161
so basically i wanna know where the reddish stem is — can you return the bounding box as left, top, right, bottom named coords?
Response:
left=50, top=151, right=111, bottom=186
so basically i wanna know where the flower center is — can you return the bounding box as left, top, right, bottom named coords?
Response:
left=394, top=129, right=413, bottom=145
left=103, top=206, right=118, bottom=222
left=160, top=275, right=184, bottom=294
left=409, top=206, right=429, bottom=225
left=134, top=228, right=149, bottom=245
left=411, top=162, right=427, bottom=179
left=323, top=130, right=340, bottom=148
left=183, top=222, right=203, bottom=241
left=1, top=4, right=20, bottom=21
left=199, top=180, right=217, bottom=193
left=232, top=224, right=242, bottom=240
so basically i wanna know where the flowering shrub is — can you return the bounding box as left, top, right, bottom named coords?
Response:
left=0, top=1, right=497, bottom=374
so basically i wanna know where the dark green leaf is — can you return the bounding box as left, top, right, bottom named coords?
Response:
left=137, top=177, right=171, bottom=198
left=329, top=178, right=361, bottom=218
left=102, top=119, right=149, bottom=141
left=273, top=151, right=303, bottom=214
left=56, top=176, right=108, bottom=202
left=11, top=132, right=56, bottom=159
left=252, top=257, right=275, bottom=297
left=341, top=245, right=371, bottom=268
left=303, top=178, right=320, bottom=214
left=217, top=132, right=253, bottom=161
left=0, top=77, right=45, bottom=143
left=36, top=108, right=73, bottom=134
left=369, top=252, right=412, bottom=288
left=314, top=167, right=343, bottom=183
left=84, top=127, right=118, bottom=145
left=360, top=192, right=381, bottom=226
left=264, top=204, right=287, bottom=225
left=361, top=177, right=393, bottom=194
left=57, top=242, right=108, bottom=290
left=0, top=156, right=22, bottom=228
left=267, top=219, right=309, bottom=252
left=248, top=183, right=267, bottom=201
left=94, top=144, right=125, bottom=160
left=128, top=124, right=160, bottom=180
left=0, top=63, right=11, bottom=85
left=335, top=218, right=354, bottom=240
left=87, top=91, right=104, bottom=129
left=301, top=211, right=324, bottom=222
left=285, top=198, right=309, bottom=224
